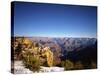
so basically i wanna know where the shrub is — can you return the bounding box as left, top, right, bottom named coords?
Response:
left=61, top=61, right=65, bottom=67
left=65, top=60, right=74, bottom=70
left=22, top=51, right=41, bottom=72
left=61, top=60, right=74, bottom=70
left=74, top=61, right=84, bottom=69
left=91, top=61, right=97, bottom=68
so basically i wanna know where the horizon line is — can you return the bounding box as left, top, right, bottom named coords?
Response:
left=12, top=35, right=97, bottom=39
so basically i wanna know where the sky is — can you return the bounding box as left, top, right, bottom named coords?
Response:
left=13, top=2, right=97, bottom=38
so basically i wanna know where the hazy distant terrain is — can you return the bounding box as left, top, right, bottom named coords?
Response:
left=28, top=37, right=96, bottom=51
left=28, top=37, right=97, bottom=64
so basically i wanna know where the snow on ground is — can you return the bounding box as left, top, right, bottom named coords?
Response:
left=40, top=66, right=64, bottom=72
left=14, top=61, right=33, bottom=74
left=13, top=61, right=64, bottom=74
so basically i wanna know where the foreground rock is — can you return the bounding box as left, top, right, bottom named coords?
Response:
left=40, top=66, right=64, bottom=72
left=13, top=61, right=33, bottom=74
left=13, top=61, right=64, bottom=74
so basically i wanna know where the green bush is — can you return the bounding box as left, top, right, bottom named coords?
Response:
left=91, top=61, right=97, bottom=68
left=74, top=61, right=84, bottom=69
left=61, top=61, right=65, bottom=67
left=61, top=60, right=74, bottom=70
left=22, top=51, right=40, bottom=72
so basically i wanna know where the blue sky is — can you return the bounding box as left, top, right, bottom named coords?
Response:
left=13, top=2, right=97, bottom=38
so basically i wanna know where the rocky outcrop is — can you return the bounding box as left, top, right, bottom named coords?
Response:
left=41, top=47, right=53, bottom=67
left=12, top=37, right=54, bottom=72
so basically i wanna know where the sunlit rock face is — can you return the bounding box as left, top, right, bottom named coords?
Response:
left=42, top=47, right=54, bottom=67
left=22, top=38, right=33, bottom=45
